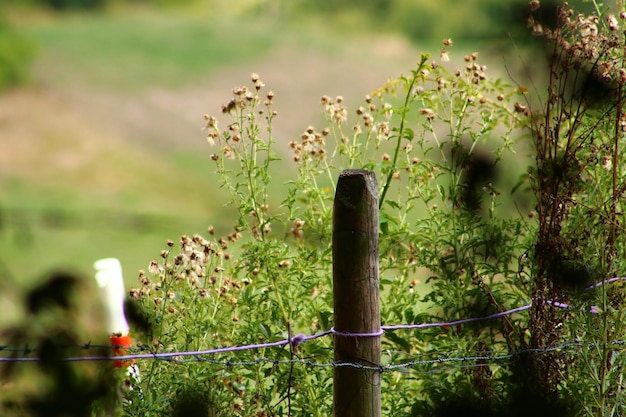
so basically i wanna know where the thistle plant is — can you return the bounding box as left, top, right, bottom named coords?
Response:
left=524, top=1, right=626, bottom=414
left=125, top=42, right=531, bottom=415
left=125, top=2, right=626, bottom=415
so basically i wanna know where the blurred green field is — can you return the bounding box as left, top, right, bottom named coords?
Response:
left=1, top=10, right=282, bottom=289
left=1, top=6, right=427, bottom=291
left=1, top=0, right=568, bottom=293
left=27, top=11, right=280, bottom=90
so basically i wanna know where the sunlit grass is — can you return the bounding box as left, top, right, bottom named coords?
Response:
left=27, top=11, right=280, bottom=90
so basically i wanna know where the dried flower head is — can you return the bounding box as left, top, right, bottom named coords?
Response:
left=420, top=108, right=436, bottom=120
left=607, top=14, right=619, bottom=31
left=148, top=260, right=161, bottom=274
left=529, top=0, right=540, bottom=12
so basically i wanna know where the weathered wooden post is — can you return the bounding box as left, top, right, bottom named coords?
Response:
left=332, top=169, right=381, bottom=417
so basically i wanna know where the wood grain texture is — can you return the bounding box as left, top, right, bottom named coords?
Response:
left=332, top=169, right=381, bottom=417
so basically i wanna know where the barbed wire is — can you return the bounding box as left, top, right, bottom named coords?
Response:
left=3, top=338, right=625, bottom=373
left=145, top=338, right=626, bottom=372
left=3, top=283, right=626, bottom=370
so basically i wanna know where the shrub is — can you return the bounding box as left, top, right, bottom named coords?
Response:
left=38, top=0, right=105, bottom=10
left=126, top=41, right=532, bottom=415
left=126, top=2, right=626, bottom=415
left=0, top=17, right=36, bottom=91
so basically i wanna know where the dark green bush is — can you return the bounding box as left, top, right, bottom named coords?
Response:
left=0, top=18, right=36, bottom=91
left=10, top=0, right=107, bottom=10
left=42, top=0, right=105, bottom=10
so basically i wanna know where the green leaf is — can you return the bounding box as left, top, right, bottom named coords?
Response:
left=318, top=311, right=332, bottom=330
left=385, top=331, right=411, bottom=352
left=380, top=215, right=389, bottom=235
left=384, top=200, right=401, bottom=210
left=402, top=127, right=415, bottom=141
left=259, top=323, right=272, bottom=340
left=511, top=173, right=528, bottom=195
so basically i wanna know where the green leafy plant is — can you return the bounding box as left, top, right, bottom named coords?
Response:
left=126, top=38, right=534, bottom=415
left=523, top=1, right=626, bottom=414
left=105, top=2, right=626, bottom=416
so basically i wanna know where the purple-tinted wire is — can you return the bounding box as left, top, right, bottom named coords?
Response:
left=0, top=304, right=528, bottom=363
left=381, top=304, right=533, bottom=331
left=331, top=327, right=384, bottom=337
left=2, top=276, right=624, bottom=363
left=586, top=276, right=626, bottom=289
left=0, top=331, right=335, bottom=363
left=541, top=275, right=626, bottom=311
left=545, top=300, right=570, bottom=309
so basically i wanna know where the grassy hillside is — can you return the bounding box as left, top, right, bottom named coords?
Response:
left=0, top=86, right=231, bottom=287
left=1, top=8, right=425, bottom=290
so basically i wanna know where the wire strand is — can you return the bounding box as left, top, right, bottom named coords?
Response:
left=2, top=277, right=625, bottom=366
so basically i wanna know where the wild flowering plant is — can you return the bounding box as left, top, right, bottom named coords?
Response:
left=124, top=42, right=533, bottom=415
left=522, top=2, right=626, bottom=415
left=125, top=3, right=626, bottom=415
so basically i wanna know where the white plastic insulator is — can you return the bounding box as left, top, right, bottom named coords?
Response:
left=94, top=258, right=130, bottom=336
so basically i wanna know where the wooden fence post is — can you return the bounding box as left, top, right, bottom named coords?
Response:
left=332, top=169, right=381, bottom=417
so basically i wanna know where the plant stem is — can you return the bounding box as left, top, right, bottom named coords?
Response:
left=379, top=56, right=428, bottom=209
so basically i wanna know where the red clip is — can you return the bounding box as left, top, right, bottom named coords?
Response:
left=110, top=334, right=133, bottom=368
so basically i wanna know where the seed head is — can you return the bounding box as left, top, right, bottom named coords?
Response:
left=607, top=14, right=619, bottom=31
left=529, top=0, right=540, bottom=12
left=221, top=99, right=236, bottom=114
left=148, top=260, right=161, bottom=274
left=420, top=108, right=436, bottom=120
left=514, top=102, right=528, bottom=113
